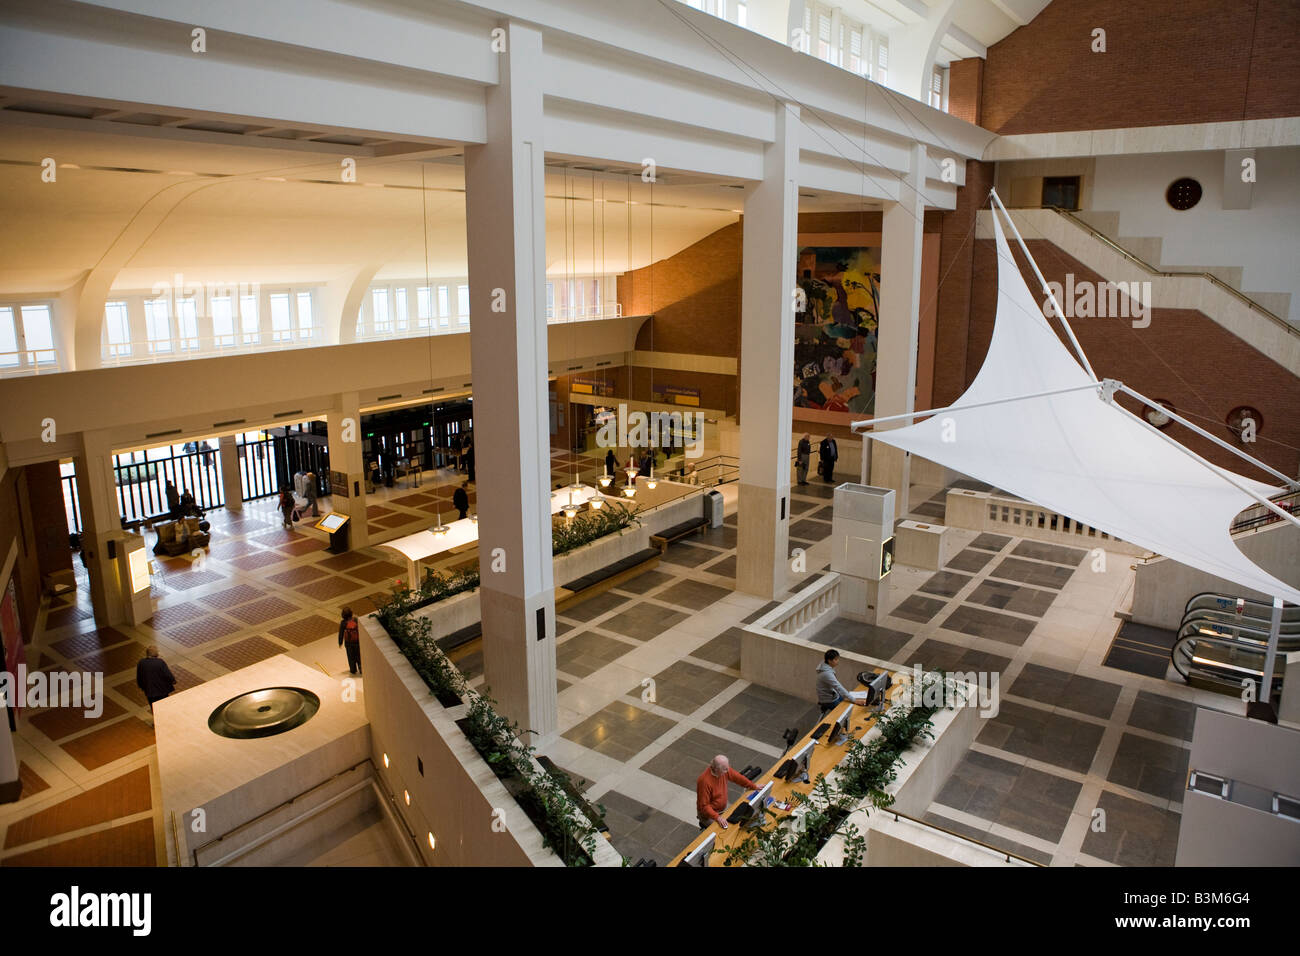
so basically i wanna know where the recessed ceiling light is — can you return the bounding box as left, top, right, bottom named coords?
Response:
left=260, top=176, right=287, bottom=182
left=165, top=170, right=196, bottom=176
left=59, top=163, right=80, bottom=169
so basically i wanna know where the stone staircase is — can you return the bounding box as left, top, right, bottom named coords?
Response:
left=1071, top=209, right=1293, bottom=321
left=976, top=209, right=1300, bottom=377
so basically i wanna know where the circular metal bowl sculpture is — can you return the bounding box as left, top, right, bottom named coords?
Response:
left=208, top=687, right=320, bottom=740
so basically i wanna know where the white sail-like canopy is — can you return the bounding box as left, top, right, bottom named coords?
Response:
left=863, top=203, right=1300, bottom=604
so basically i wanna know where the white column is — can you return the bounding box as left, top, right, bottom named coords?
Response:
left=326, top=392, right=368, bottom=548
left=870, top=143, right=927, bottom=516
left=218, top=434, right=243, bottom=513
left=737, top=102, right=799, bottom=599
left=74, top=429, right=125, bottom=627
left=464, top=20, right=557, bottom=739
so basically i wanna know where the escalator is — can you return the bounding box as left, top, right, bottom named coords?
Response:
left=1171, top=593, right=1300, bottom=699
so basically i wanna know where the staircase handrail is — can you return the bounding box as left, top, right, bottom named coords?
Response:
left=1039, top=205, right=1298, bottom=339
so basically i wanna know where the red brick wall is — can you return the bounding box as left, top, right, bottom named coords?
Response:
left=964, top=237, right=1300, bottom=480
left=621, top=222, right=742, bottom=357
left=0, top=466, right=42, bottom=646
left=948, top=57, right=983, bottom=127
left=933, top=161, right=995, bottom=407
left=25, top=461, right=72, bottom=579
left=982, top=0, right=1300, bottom=135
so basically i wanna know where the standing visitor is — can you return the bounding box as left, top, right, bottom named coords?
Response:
left=165, top=480, right=181, bottom=518
left=136, top=646, right=176, bottom=714
left=453, top=481, right=470, bottom=520
left=338, top=606, right=362, bottom=675
left=796, top=434, right=811, bottom=486
left=278, top=485, right=295, bottom=528
left=305, top=471, right=319, bottom=517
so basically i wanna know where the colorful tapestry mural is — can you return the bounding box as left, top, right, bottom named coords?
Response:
left=793, top=246, right=881, bottom=416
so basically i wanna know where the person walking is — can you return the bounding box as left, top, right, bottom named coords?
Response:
left=816, top=649, right=861, bottom=716
left=136, top=646, right=176, bottom=715
left=305, top=471, right=319, bottom=517
left=796, top=434, right=811, bottom=486
left=165, top=480, right=181, bottom=519
left=278, top=485, right=295, bottom=529
left=453, top=481, right=470, bottom=520
left=604, top=448, right=618, bottom=480
left=338, top=606, right=362, bottom=675
left=696, top=755, right=758, bottom=830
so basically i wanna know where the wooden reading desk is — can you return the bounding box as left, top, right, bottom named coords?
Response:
left=670, top=669, right=905, bottom=866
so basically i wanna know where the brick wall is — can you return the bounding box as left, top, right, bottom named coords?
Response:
left=933, top=160, right=995, bottom=407
left=965, top=237, right=1300, bottom=479
left=981, top=0, right=1300, bottom=135
left=947, top=57, right=983, bottom=127
left=0, top=466, right=42, bottom=646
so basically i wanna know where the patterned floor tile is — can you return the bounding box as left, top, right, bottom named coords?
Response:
left=60, top=718, right=156, bottom=772
left=205, top=635, right=288, bottom=671
left=3, top=766, right=151, bottom=849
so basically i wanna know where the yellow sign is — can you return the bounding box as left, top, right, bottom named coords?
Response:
left=128, top=548, right=150, bottom=594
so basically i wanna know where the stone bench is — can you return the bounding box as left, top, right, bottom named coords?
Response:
left=555, top=547, right=661, bottom=613
left=648, top=516, right=708, bottom=551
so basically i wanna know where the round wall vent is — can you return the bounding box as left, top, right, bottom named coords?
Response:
left=1166, top=178, right=1202, bottom=211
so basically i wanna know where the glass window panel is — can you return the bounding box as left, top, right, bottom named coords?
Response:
left=545, top=281, right=555, bottom=319
left=177, top=298, right=199, bottom=349
left=296, top=291, right=314, bottom=337
left=0, top=307, right=18, bottom=366
left=104, top=301, right=132, bottom=356
left=20, top=305, right=54, bottom=364
left=417, top=286, right=432, bottom=328
left=371, top=288, right=389, bottom=333
left=736, top=2, right=746, bottom=27
left=270, top=292, right=292, bottom=341
left=395, top=287, right=408, bottom=331
left=144, top=298, right=171, bottom=352
left=437, top=286, right=449, bottom=328
left=211, top=296, right=235, bottom=347
left=457, top=284, right=469, bottom=324
left=240, top=294, right=259, bottom=343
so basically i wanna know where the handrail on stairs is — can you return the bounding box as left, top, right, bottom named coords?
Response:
left=1035, top=205, right=1299, bottom=339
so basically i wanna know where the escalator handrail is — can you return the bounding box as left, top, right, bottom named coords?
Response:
left=1178, top=608, right=1300, bottom=639
left=1176, top=614, right=1300, bottom=648
left=1182, top=592, right=1299, bottom=619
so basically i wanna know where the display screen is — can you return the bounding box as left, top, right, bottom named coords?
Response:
left=880, top=536, right=895, bottom=578
left=128, top=548, right=150, bottom=594
left=317, top=513, right=349, bottom=533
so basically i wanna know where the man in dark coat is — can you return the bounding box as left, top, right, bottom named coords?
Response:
left=818, top=435, right=838, bottom=482
left=604, top=448, right=618, bottom=479
left=136, top=646, right=176, bottom=713
left=796, top=434, right=811, bottom=485
left=453, top=482, right=470, bottom=519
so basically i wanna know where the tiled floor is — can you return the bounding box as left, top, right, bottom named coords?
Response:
left=0, top=465, right=498, bottom=866
left=2, top=461, right=1235, bottom=869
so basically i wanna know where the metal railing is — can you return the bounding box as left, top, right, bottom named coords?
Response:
left=885, top=809, right=1043, bottom=866
left=1042, top=205, right=1298, bottom=338
left=1231, top=490, right=1300, bottom=534
left=99, top=330, right=323, bottom=366
left=0, top=353, right=61, bottom=376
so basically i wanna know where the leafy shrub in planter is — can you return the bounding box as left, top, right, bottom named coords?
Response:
left=551, top=501, right=640, bottom=556
left=716, top=672, right=945, bottom=867
left=374, top=593, right=600, bottom=866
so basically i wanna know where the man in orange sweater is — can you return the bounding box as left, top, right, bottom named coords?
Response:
left=696, top=755, right=758, bottom=829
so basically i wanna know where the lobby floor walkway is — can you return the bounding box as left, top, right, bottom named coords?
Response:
left=3, top=460, right=1234, bottom=868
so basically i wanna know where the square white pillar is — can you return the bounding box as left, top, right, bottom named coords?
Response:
left=464, top=20, right=557, bottom=739
left=737, top=102, right=800, bottom=599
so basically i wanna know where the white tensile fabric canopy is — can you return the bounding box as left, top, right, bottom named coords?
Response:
left=862, top=204, right=1300, bottom=605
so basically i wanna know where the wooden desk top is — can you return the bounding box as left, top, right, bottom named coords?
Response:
left=670, top=672, right=903, bottom=867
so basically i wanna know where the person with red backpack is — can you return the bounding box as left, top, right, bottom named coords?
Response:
left=338, top=606, right=361, bottom=675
